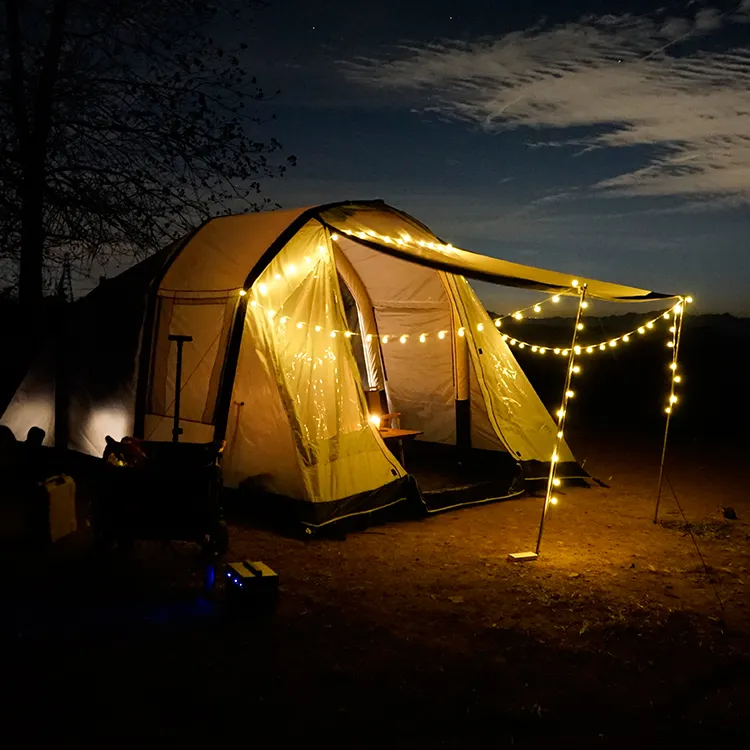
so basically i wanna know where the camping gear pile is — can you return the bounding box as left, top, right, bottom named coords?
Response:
left=92, top=436, right=228, bottom=556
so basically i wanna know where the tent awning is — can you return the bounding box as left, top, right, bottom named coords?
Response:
left=317, top=202, right=678, bottom=303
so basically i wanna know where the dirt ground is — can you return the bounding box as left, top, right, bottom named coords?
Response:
left=3, top=432, right=750, bottom=748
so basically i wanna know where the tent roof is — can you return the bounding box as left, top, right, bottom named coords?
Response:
left=158, top=200, right=678, bottom=303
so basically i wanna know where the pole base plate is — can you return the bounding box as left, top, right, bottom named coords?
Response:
left=508, top=551, right=538, bottom=562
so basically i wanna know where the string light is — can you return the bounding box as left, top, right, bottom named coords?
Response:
left=239, top=289, right=247, bottom=297
left=458, top=327, right=465, bottom=337
left=399, top=334, right=408, bottom=344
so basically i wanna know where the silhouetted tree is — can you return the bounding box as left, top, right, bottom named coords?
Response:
left=1, top=0, right=294, bottom=334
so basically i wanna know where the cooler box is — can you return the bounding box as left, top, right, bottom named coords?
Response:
left=44, top=474, right=77, bottom=542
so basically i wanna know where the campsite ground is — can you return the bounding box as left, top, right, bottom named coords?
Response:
left=3, top=431, right=750, bottom=747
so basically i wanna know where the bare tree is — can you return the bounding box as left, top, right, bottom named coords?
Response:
left=1, top=0, right=295, bottom=332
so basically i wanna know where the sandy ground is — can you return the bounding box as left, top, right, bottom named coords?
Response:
left=3, top=433, right=750, bottom=747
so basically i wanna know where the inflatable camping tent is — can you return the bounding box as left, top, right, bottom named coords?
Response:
left=1, top=200, right=672, bottom=528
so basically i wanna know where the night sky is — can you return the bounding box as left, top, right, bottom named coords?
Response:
left=237, top=0, right=750, bottom=315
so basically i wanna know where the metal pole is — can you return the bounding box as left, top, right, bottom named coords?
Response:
left=654, top=300, right=685, bottom=523
left=168, top=334, right=193, bottom=443
left=535, top=284, right=587, bottom=556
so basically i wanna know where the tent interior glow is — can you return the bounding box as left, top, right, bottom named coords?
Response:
left=1, top=200, right=689, bottom=542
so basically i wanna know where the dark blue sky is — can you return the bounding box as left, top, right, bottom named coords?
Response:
left=241, top=0, right=750, bottom=314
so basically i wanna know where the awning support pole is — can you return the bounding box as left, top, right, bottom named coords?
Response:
left=535, top=284, right=588, bottom=556
left=654, top=300, right=685, bottom=524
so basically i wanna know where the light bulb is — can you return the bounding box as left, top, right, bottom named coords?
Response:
left=667, top=341, right=674, bottom=348
left=557, top=431, right=563, bottom=439
left=574, top=346, right=581, bottom=355
left=382, top=335, right=389, bottom=344
left=366, top=334, right=373, bottom=343
left=250, top=300, right=258, bottom=307
left=581, top=301, right=589, bottom=309
left=609, top=340, right=617, bottom=347
left=344, top=229, right=352, bottom=236
left=383, top=236, right=392, bottom=243
left=572, top=279, right=579, bottom=287
left=502, top=334, right=509, bottom=341
left=274, top=274, right=282, bottom=281
left=419, top=333, right=427, bottom=343
left=599, top=344, right=606, bottom=351
left=287, top=264, right=297, bottom=274
left=344, top=331, right=353, bottom=338
left=638, top=327, right=645, bottom=334
left=553, top=477, right=561, bottom=487
left=519, top=343, right=526, bottom=349
left=510, top=339, right=517, bottom=346
left=399, top=335, right=408, bottom=344
left=669, top=326, right=677, bottom=333
left=366, top=230, right=376, bottom=237
left=314, top=325, right=321, bottom=332
left=663, top=312, right=670, bottom=319
left=369, top=414, right=381, bottom=428
left=551, top=452, right=559, bottom=463
left=296, top=322, right=304, bottom=329
left=623, top=335, right=630, bottom=342
left=331, top=233, right=339, bottom=241
left=534, top=305, right=542, bottom=313
left=577, top=323, right=584, bottom=331
left=556, top=409, right=565, bottom=418
left=670, top=395, right=678, bottom=404
left=686, top=296, right=693, bottom=304
left=494, top=319, right=502, bottom=328
left=477, top=323, right=484, bottom=332
left=572, top=365, right=581, bottom=373
left=239, top=289, right=247, bottom=296
left=438, top=331, right=447, bottom=340
left=458, top=327, right=465, bottom=337
left=675, top=304, right=682, bottom=314
left=674, top=375, right=682, bottom=383
left=562, top=350, right=569, bottom=356
left=552, top=296, right=560, bottom=303
left=513, top=312, right=523, bottom=320
left=539, top=348, right=547, bottom=355
left=669, top=362, right=677, bottom=370
left=665, top=406, right=672, bottom=414
left=554, top=348, right=561, bottom=355
left=267, top=310, right=276, bottom=320
left=280, top=316, right=288, bottom=324
left=550, top=497, right=558, bottom=505
left=330, top=330, right=337, bottom=338
left=532, top=346, right=538, bottom=352
left=647, top=322, right=654, bottom=329
left=586, top=347, right=594, bottom=354
left=566, top=390, right=574, bottom=398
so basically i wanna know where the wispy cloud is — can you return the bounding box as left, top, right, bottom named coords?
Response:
left=344, top=5, right=750, bottom=205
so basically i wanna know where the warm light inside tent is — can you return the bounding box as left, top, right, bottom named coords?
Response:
left=369, top=414, right=382, bottom=429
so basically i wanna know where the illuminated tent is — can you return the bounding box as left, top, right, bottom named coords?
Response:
left=1, top=200, right=672, bottom=529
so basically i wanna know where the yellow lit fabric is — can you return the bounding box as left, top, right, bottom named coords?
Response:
left=445, top=274, right=575, bottom=464
left=320, top=203, right=672, bottom=302
left=234, top=220, right=405, bottom=501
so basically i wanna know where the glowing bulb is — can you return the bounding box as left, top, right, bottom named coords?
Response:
left=667, top=341, right=674, bottom=348
left=510, top=339, right=517, bottom=346
left=686, top=296, right=693, bottom=304
left=599, top=344, right=606, bottom=351
left=366, top=230, right=376, bottom=237
left=557, top=431, right=563, bottom=439
left=477, top=323, right=484, bottom=332
left=396, top=238, right=405, bottom=246
left=458, top=327, right=465, bottom=337
left=369, top=414, right=381, bottom=428
left=305, top=256, right=312, bottom=265
left=550, top=497, right=558, bottom=505
left=553, top=477, right=561, bottom=487
left=609, top=340, right=617, bottom=347
left=539, top=348, right=547, bottom=355
left=556, top=409, right=565, bottom=418
left=586, top=347, right=594, bottom=354
left=366, top=334, right=373, bottom=343
left=532, top=346, right=538, bottom=352
left=647, top=322, right=654, bottom=329
left=383, top=236, right=392, bottom=243
left=670, top=395, right=678, bottom=404
left=399, top=335, right=408, bottom=344
left=494, top=319, right=502, bottom=328
left=331, top=233, right=339, bottom=241
left=663, top=312, right=670, bottom=319
left=274, top=274, right=282, bottom=281
left=566, top=390, right=574, bottom=398
left=574, top=346, right=581, bottom=355
left=572, top=365, right=581, bottom=373
left=572, top=279, right=579, bottom=287
left=581, top=301, right=589, bottom=309
left=623, top=335, right=630, bottom=342
left=554, top=348, right=561, bottom=355
left=502, top=334, right=509, bottom=341
left=513, top=312, right=523, bottom=320
left=344, top=229, right=352, bottom=236
left=438, top=331, right=447, bottom=340
left=534, top=305, right=542, bottom=313
left=267, top=310, right=276, bottom=320
left=402, top=232, right=412, bottom=243
left=330, top=330, right=337, bottom=338
left=314, top=325, right=321, bottom=332
left=419, top=333, right=427, bottom=343
left=344, top=331, right=353, bottom=338
left=296, top=322, right=304, bottom=329
left=250, top=300, right=258, bottom=307
left=519, top=343, right=526, bottom=349
left=382, top=335, right=389, bottom=344
left=551, top=452, right=559, bottom=463
left=239, top=289, right=247, bottom=297
left=280, top=316, right=288, bottom=324
left=577, top=323, right=584, bottom=331
left=287, top=264, right=297, bottom=275
left=674, top=375, right=682, bottom=383
left=562, top=350, right=569, bottom=356
left=638, top=327, right=645, bottom=334
left=669, top=326, right=677, bottom=333
left=675, top=304, right=682, bottom=314
left=552, top=296, right=560, bottom=303
left=665, top=407, right=672, bottom=414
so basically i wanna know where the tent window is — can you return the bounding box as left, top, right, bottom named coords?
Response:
left=337, top=273, right=369, bottom=388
